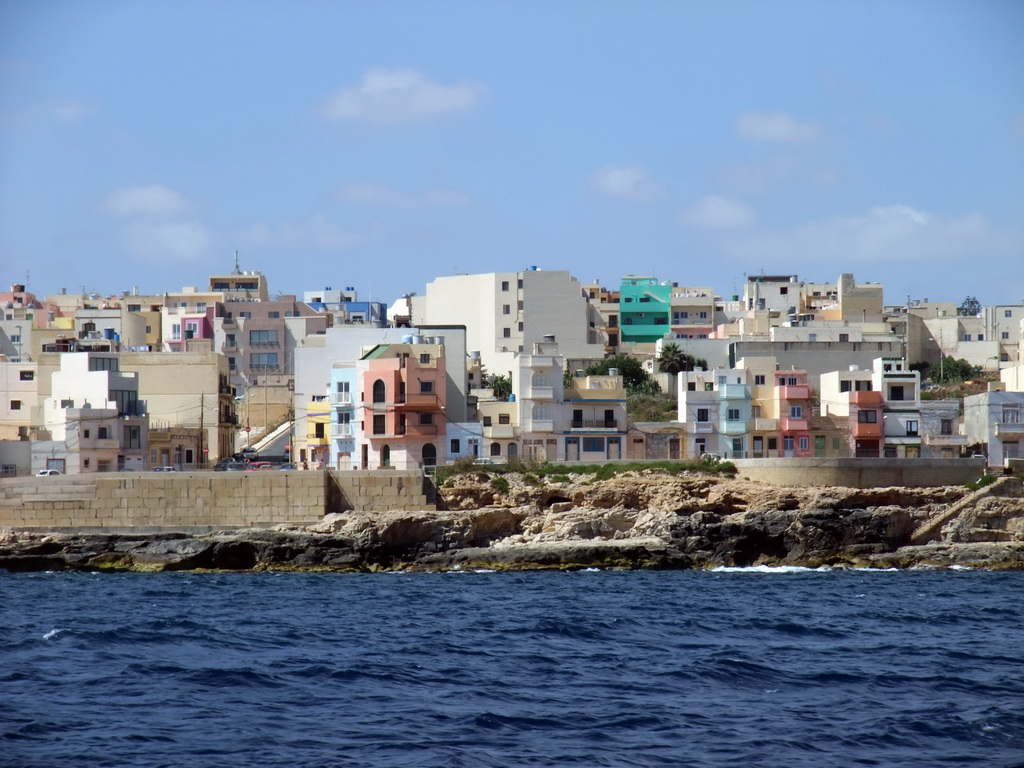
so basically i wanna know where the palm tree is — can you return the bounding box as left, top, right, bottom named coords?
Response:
left=657, top=343, right=686, bottom=374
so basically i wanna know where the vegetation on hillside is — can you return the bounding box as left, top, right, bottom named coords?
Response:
left=584, top=354, right=660, bottom=395
left=434, top=456, right=736, bottom=486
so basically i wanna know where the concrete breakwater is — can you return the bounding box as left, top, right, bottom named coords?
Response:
left=0, top=470, right=433, bottom=532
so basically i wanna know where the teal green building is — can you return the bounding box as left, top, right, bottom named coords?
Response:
left=619, top=276, right=671, bottom=345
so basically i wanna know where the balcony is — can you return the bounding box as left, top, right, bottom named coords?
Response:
left=333, top=423, right=353, bottom=437
left=720, top=420, right=747, bottom=435
left=778, top=384, right=811, bottom=401
left=397, top=393, right=439, bottom=409
left=524, top=385, right=555, bottom=401
left=779, top=416, right=809, bottom=432
left=331, top=392, right=353, bottom=406
left=719, top=383, right=750, bottom=399
left=922, top=433, right=967, bottom=446
left=569, top=419, right=619, bottom=430
left=753, top=417, right=778, bottom=432
left=995, top=422, right=1024, bottom=436
left=852, top=421, right=883, bottom=438
left=526, top=418, right=555, bottom=433
left=88, top=438, right=121, bottom=450
left=405, top=423, right=438, bottom=436
left=483, top=424, right=516, bottom=439
left=691, top=422, right=715, bottom=433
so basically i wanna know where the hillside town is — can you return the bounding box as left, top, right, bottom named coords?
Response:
left=1, top=266, right=1023, bottom=477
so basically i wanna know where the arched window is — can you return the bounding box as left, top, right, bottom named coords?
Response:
left=507, top=443, right=518, bottom=458
left=381, top=444, right=391, bottom=467
left=422, top=443, right=436, bottom=467
left=372, top=379, right=386, bottom=403
left=490, top=442, right=502, bottom=457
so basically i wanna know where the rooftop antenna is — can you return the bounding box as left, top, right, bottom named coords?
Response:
left=233, top=250, right=241, bottom=275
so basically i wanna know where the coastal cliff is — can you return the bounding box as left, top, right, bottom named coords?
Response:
left=2, top=469, right=1022, bottom=572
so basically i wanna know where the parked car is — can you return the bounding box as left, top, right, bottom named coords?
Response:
left=152, top=466, right=177, bottom=472
left=246, top=461, right=274, bottom=471
left=240, top=449, right=259, bottom=461
left=36, top=469, right=63, bottom=477
left=223, top=462, right=248, bottom=472
left=278, top=463, right=298, bottom=471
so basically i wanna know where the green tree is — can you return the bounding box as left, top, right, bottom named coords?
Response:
left=490, top=374, right=512, bottom=401
left=585, top=354, right=660, bottom=395
left=932, top=356, right=976, bottom=384
left=958, top=296, right=981, bottom=317
left=657, top=342, right=708, bottom=374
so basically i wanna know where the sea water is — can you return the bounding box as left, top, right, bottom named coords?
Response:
left=3, top=569, right=1023, bottom=768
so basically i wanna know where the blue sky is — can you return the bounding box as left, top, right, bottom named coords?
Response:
left=2, top=0, right=1022, bottom=307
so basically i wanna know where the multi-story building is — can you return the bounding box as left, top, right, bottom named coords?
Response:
left=514, top=336, right=565, bottom=462
left=678, top=367, right=724, bottom=458
left=417, top=269, right=606, bottom=375
left=963, top=386, right=1024, bottom=465
left=36, top=352, right=148, bottom=473
left=919, top=400, right=967, bottom=458
left=562, top=372, right=627, bottom=461
left=355, top=339, right=448, bottom=470
left=619, top=276, right=671, bottom=346
left=669, top=286, right=716, bottom=339
left=328, top=363, right=357, bottom=470
left=775, top=369, right=813, bottom=458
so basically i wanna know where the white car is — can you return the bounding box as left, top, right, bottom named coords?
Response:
left=36, top=469, right=63, bottom=477
left=152, top=466, right=177, bottom=472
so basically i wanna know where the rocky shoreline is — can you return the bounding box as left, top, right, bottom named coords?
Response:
left=2, top=470, right=1023, bottom=573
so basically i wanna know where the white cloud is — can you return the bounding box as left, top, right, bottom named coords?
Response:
left=51, top=100, right=95, bottom=122
left=119, top=220, right=211, bottom=263
left=103, top=185, right=193, bottom=219
left=736, top=110, right=822, bottom=143
left=338, top=182, right=471, bottom=208
left=590, top=165, right=665, bottom=201
left=238, top=215, right=379, bottom=251
left=321, top=68, right=487, bottom=124
left=678, top=194, right=758, bottom=230
left=722, top=205, right=1012, bottom=264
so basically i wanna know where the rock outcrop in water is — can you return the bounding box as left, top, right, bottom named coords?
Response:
left=2, top=470, right=1022, bottom=572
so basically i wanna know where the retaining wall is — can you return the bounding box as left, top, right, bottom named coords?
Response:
left=0, top=470, right=432, bottom=532
left=730, top=457, right=987, bottom=488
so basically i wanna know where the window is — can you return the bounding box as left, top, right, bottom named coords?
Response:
left=533, top=373, right=549, bottom=387
left=533, top=405, right=549, bottom=420
left=450, top=438, right=461, bottom=453
left=490, top=442, right=502, bottom=456
left=752, top=405, right=761, bottom=418
left=238, top=311, right=251, bottom=319
left=501, top=281, right=509, bottom=291
left=123, top=425, right=141, bottom=449
left=787, top=377, right=798, bottom=386
left=111, top=390, right=139, bottom=416
left=780, top=286, right=788, bottom=295
left=503, top=327, right=511, bottom=338
left=858, top=410, right=878, bottom=423
left=84, top=429, right=91, bottom=438
left=483, top=416, right=492, bottom=427
left=582, top=437, right=605, bottom=452
left=518, top=322, right=524, bottom=332
left=799, top=437, right=809, bottom=451
left=499, top=413, right=510, bottom=425
left=1003, top=332, right=1011, bottom=340
left=268, top=311, right=280, bottom=319
left=699, top=311, right=707, bottom=319
left=226, top=334, right=236, bottom=347
left=61, top=399, right=74, bottom=408
left=727, top=408, right=740, bottom=421
left=790, top=406, right=803, bottom=418
left=98, top=427, right=109, bottom=439
left=249, top=329, right=278, bottom=346
left=19, top=370, right=33, bottom=381
left=250, top=353, right=279, bottom=369
left=754, top=375, right=765, bottom=386
left=196, top=302, right=207, bottom=312
left=732, top=438, right=743, bottom=453
left=905, top=420, right=919, bottom=436
left=89, top=357, right=119, bottom=372
left=419, top=353, right=431, bottom=364
left=419, top=380, right=434, bottom=393
left=977, top=335, right=984, bottom=342
left=696, top=408, right=710, bottom=422
left=503, top=305, right=510, bottom=315
left=940, top=419, right=953, bottom=435
left=172, top=323, right=181, bottom=340
left=889, top=385, right=905, bottom=401
left=1003, top=407, right=1020, bottom=424
left=372, top=380, right=386, bottom=403
left=963, top=334, right=971, bottom=342
left=228, top=357, right=236, bottom=371
left=420, top=413, right=434, bottom=425
left=839, top=333, right=849, bottom=342
left=783, top=436, right=795, bottom=450
left=717, top=376, right=727, bottom=385
left=10, top=400, right=21, bottom=410
left=1006, top=310, right=1013, bottom=318
left=373, top=415, right=386, bottom=434
left=128, top=304, right=141, bottom=312
left=517, top=278, right=523, bottom=289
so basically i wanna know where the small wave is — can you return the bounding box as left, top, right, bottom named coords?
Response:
left=42, top=628, right=63, bottom=640
left=712, top=565, right=816, bottom=574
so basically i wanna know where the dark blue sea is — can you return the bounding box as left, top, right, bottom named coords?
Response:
left=3, top=568, right=1023, bottom=768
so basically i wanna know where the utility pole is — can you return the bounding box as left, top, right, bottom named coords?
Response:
left=199, top=392, right=205, bottom=468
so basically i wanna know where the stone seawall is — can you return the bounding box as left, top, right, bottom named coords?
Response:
left=730, top=458, right=986, bottom=488
left=0, top=470, right=432, bottom=532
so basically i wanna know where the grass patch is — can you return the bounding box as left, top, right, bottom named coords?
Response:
left=491, top=476, right=510, bottom=494
left=965, top=472, right=998, bottom=492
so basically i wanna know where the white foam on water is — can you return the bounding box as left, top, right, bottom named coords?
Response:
left=949, top=564, right=974, bottom=571
left=711, top=565, right=816, bottom=574
left=43, top=629, right=63, bottom=640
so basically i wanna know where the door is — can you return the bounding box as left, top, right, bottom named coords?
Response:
left=422, top=443, right=437, bottom=467
left=566, top=437, right=579, bottom=461
left=814, top=435, right=826, bottom=458
left=668, top=438, right=680, bottom=460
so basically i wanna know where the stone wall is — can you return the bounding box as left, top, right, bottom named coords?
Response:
left=0, top=470, right=432, bottom=532
left=731, top=457, right=987, bottom=488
